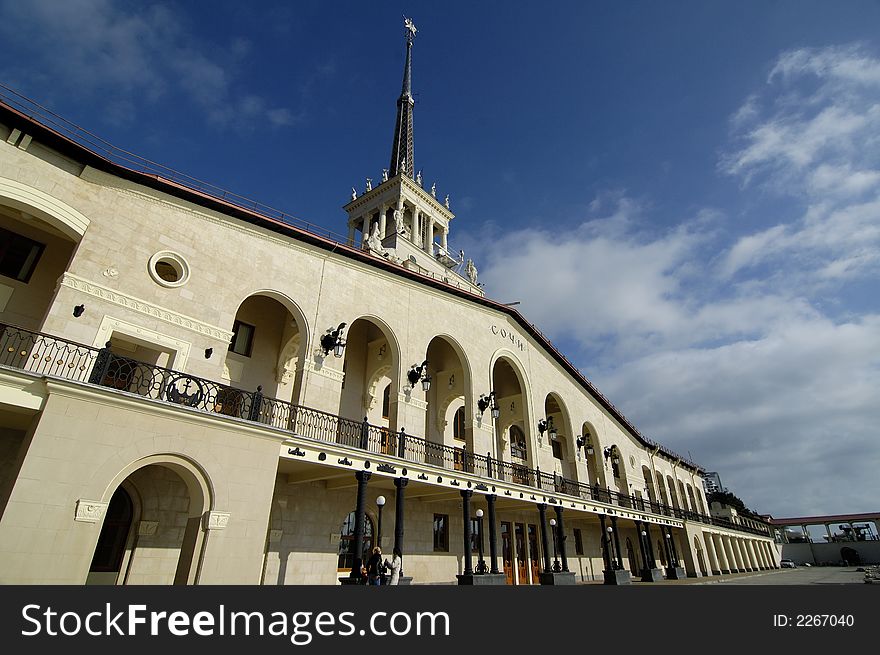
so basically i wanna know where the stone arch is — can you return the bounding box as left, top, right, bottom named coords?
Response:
left=276, top=333, right=301, bottom=384
left=338, top=315, right=402, bottom=428
left=423, top=333, right=474, bottom=449
left=489, top=349, right=533, bottom=466
left=365, top=364, right=392, bottom=419
left=87, top=453, right=214, bottom=585
left=244, top=289, right=312, bottom=355
left=686, top=484, right=698, bottom=515
left=439, top=395, right=466, bottom=437
left=580, top=421, right=604, bottom=487
left=544, top=392, right=576, bottom=481
left=227, top=290, right=311, bottom=404
left=0, top=176, right=90, bottom=240
left=642, top=465, right=657, bottom=505
left=678, top=479, right=689, bottom=512
left=666, top=474, right=680, bottom=509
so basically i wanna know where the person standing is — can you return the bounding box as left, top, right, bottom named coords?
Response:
left=366, top=547, right=383, bottom=585
left=385, top=547, right=403, bottom=586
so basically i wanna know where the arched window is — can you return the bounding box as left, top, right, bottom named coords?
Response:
left=509, top=425, right=527, bottom=461
left=453, top=406, right=466, bottom=441
left=89, top=487, right=133, bottom=574
left=381, top=384, right=390, bottom=420
left=337, top=511, right=374, bottom=570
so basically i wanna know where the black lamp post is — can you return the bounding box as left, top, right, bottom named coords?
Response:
left=320, top=322, right=347, bottom=357
left=475, top=508, right=487, bottom=573
left=576, top=435, right=594, bottom=461
left=478, top=391, right=500, bottom=420
left=549, top=518, right=561, bottom=572
left=376, top=495, right=386, bottom=547
left=407, top=360, right=431, bottom=392
left=603, top=445, right=620, bottom=465
left=606, top=525, right=618, bottom=569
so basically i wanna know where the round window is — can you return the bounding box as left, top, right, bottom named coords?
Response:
left=148, top=251, right=190, bottom=288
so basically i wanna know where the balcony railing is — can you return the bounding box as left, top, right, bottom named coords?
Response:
left=0, top=323, right=771, bottom=538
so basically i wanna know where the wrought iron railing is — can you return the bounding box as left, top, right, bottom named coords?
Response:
left=0, top=323, right=771, bottom=538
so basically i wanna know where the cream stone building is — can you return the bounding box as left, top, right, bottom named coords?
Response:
left=0, top=23, right=778, bottom=585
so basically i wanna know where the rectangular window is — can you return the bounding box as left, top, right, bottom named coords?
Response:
left=551, top=439, right=563, bottom=460
left=228, top=320, right=255, bottom=357
left=574, top=528, right=584, bottom=556
left=433, top=514, right=449, bottom=552
left=0, top=227, right=45, bottom=283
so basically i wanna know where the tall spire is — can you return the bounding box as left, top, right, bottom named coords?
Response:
left=389, top=17, right=417, bottom=179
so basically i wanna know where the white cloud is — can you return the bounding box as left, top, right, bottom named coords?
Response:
left=0, top=0, right=296, bottom=128
left=718, top=44, right=880, bottom=286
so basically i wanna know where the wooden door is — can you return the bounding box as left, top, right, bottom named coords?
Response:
left=528, top=524, right=541, bottom=584
left=515, top=523, right=527, bottom=584
left=501, top=522, right=513, bottom=585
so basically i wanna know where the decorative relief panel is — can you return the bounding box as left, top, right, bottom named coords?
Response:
left=74, top=499, right=108, bottom=523
left=203, top=510, right=230, bottom=530
left=138, top=521, right=159, bottom=536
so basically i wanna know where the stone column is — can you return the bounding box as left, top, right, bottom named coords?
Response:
left=704, top=533, right=720, bottom=575
left=662, top=529, right=674, bottom=568
left=635, top=520, right=649, bottom=572
left=413, top=209, right=421, bottom=246
left=645, top=522, right=657, bottom=567
left=347, top=220, right=356, bottom=246
left=668, top=529, right=680, bottom=566
left=426, top=216, right=435, bottom=254
left=599, top=514, right=612, bottom=571
left=349, top=471, right=371, bottom=580
left=553, top=505, right=570, bottom=572
left=393, top=477, right=407, bottom=573
left=441, top=226, right=448, bottom=250
left=537, top=504, right=552, bottom=572
left=379, top=204, right=387, bottom=238
left=461, top=490, right=473, bottom=575
left=610, top=516, right=624, bottom=570
left=487, top=494, right=499, bottom=574
left=713, top=535, right=729, bottom=573
left=748, top=540, right=760, bottom=570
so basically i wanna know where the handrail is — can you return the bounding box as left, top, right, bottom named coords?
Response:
left=0, top=323, right=770, bottom=537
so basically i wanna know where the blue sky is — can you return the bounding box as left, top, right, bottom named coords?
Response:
left=1, top=0, right=878, bottom=519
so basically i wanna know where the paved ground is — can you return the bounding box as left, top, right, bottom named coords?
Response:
left=693, top=566, right=866, bottom=585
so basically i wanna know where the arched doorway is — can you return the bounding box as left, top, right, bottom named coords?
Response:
left=491, top=356, right=531, bottom=472
left=544, top=393, right=576, bottom=485
left=580, top=422, right=603, bottom=487
left=87, top=460, right=210, bottom=585
left=337, top=512, right=375, bottom=572
left=338, top=317, right=399, bottom=428
left=626, top=537, right=639, bottom=576
left=87, top=487, right=134, bottom=585
left=423, top=335, right=472, bottom=465
left=225, top=292, right=309, bottom=409
left=642, top=466, right=657, bottom=509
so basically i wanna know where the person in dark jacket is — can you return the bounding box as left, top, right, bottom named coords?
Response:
left=366, top=547, right=383, bottom=585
